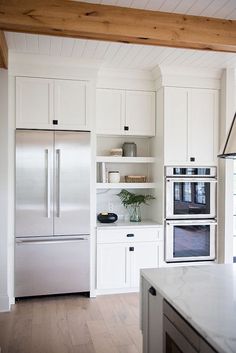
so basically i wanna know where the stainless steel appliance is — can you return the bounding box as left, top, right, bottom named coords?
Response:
left=165, top=167, right=216, bottom=219
left=15, top=130, right=90, bottom=297
left=165, top=220, right=216, bottom=262
left=165, top=167, right=217, bottom=263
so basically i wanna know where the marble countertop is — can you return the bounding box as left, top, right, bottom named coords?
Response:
left=141, top=264, right=236, bottom=353
left=96, top=219, right=162, bottom=229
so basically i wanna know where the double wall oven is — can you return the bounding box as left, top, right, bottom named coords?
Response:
left=165, top=167, right=217, bottom=263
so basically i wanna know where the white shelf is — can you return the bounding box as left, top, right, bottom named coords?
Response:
left=96, top=182, right=156, bottom=189
left=96, top=156, right=155, bottom=163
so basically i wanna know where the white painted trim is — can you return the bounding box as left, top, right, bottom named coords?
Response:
left=98, top=67, right=154, bottom=80
left=9, top=52, right=99, bottom=80
left=97, top=67, right=155, bottom=90
left=0, top=70, right=10, bottom=312
left=95, top=287, right=139, bottom=295
left=0, top=295, right=10, bottom=312
left=153, top=65, right=222, bottom=80
left=8, top=75, right=16, bottom=306
left=153, top=65, right=221, bottom=90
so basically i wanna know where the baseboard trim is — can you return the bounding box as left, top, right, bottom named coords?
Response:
left=96, top=287, right=139, bottom=295
left=0, top=295, right=10, bottom=312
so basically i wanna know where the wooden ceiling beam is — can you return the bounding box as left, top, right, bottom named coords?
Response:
left=0, top=30, right=8, bottom=69
left=0, top=0, right=236, bottom=53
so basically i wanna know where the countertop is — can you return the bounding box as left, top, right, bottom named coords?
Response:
left=141, top=264, right=236, bottom=353
left=96, top=219, right=163, bottom=229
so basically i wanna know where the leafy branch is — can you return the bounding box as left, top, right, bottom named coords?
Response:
left=117, top=189, right=155, bottom=208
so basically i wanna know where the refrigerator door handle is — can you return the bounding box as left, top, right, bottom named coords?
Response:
left=46, top=149, right=51, bottom=218
left=16, top=238, right=88, bottom=245
left=56, top=149, right=61, bottom=218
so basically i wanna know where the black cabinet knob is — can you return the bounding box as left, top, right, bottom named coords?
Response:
left=190, top=157, right=195, bottom=162
left=124, top=126, right=129, bottom=131
left=53, top=120, right=58, bottom=125
left=149, top=286, right=156, bottom=296
left=127, top=233, right=134, bottom=237
left=129, top=247, right=134, bottom=251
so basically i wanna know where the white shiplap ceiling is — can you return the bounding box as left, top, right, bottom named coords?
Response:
left=5, top=0, right=236, bottom=70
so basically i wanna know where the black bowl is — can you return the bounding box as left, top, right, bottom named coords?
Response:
left=97, top=212, right=118, bottom=223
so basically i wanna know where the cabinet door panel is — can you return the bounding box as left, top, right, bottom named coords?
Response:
left=16, top=77, right=53, bottom=129
left=97, top=243, right=129, bottom=289
left=125, top=91, right=155, bottom=136
left=96, top=89, right=124, bottom=135
left=130, top=242, right=159, bottom=288
left=164, top=87, right=188, bottom=165
left=188, top=89, right=217, bottom=165
left=54, top=80, right=88, bottom=130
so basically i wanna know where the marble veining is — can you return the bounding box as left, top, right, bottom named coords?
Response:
left=141, top=264, right=236, bottom=353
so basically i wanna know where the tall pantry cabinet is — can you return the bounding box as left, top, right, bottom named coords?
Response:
left=162, top=86, right=219, bottom=166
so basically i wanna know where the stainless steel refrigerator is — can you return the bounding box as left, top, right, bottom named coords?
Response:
left=15, top=130, right=90, bottom=297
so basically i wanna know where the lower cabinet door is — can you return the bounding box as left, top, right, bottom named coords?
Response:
left=97, top=243, right=130, bottom=289
left=130, top=242, right=159, bottom=288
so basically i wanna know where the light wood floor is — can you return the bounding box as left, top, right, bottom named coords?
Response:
left=0, top=293, right=142, bottom=353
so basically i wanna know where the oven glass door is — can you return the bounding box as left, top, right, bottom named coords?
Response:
left=166, top=178, right=216, bottom=219
left=165, top=221, right=216, bottom=262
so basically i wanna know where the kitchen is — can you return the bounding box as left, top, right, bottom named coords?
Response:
left=0, top=1, right=236, bottom=353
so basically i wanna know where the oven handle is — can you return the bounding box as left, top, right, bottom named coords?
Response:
left=166, top=220, right=217, bottom=225
left=166, top=178, right=217, bottom=183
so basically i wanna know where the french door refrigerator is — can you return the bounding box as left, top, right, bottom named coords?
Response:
left=15, top=130, right=90, bottom=297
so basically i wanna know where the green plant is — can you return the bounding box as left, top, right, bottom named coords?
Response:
left=117, top=189, right=155, bottom=208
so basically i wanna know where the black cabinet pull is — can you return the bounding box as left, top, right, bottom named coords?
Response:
left=127, top=233, right=134, bottom=237
left=53, top=120, right=58, bottom=125
left=124, top=126, right=129, bottom=131
left=149, top=286, right=156, bottom=296
left=129, top=247, right=134, bottom=251
left=190, top=157, right=195, bottom=162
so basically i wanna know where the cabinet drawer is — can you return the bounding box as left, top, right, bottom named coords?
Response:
left=97, top=227, right=162, bottom=244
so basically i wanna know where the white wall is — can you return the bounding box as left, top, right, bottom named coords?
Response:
left=218, top=69, right=236, bottom=263
left=0, top=69, right=10, bottom=311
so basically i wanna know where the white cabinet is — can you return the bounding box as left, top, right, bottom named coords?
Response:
left=130, top=242, right=159, bottom=287
left=16, top=77, right=53, bottom=129
left=16, top=77, right=90, bottom=130
left=96, top=88, right=155, bottom=136
left=54, top=79, right=88, bottom=130
left=97, top=243, right=129, bottom=289
left=96, top=89, right=124, bottom=135
left=164, top=87, right=218, bottom=166
left=164, top=88, right=188, bottom=165
left=96, top=226, right=163, bottom=292
left=125, top=91, right=155, bottom=136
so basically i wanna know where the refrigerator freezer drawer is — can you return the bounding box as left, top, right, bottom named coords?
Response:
left=15, top=237, right=90, bottom=297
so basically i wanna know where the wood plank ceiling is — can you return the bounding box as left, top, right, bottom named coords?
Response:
left=4, top=0, right=236, bottom=70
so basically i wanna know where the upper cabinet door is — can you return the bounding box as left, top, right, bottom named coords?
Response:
left=16, top=77, right=53, bottom=129
left=125, top=91, right=155, bottom=136
left=54, top=80, right=89, bottom=130
left=188, top=89, right=218, bottom=165
left=164, top=87, right=188, bottom=165
left=96, top=88, right=124, bottom=135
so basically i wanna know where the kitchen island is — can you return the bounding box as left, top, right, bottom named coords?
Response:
left=141, top=264, right=236, bottom=353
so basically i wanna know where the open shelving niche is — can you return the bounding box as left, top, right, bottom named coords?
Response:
left=96, top=135, right=158, bottom=221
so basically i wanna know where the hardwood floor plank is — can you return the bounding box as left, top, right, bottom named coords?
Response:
left=72, top=343, right=96, bottom=353
left=0, top=293, right=141, bottom=353
left=90, top=332, right=120, bottom=353
left=118, top=344, right=140, bottom=353
left=125, top=324, right=142, bottom=353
